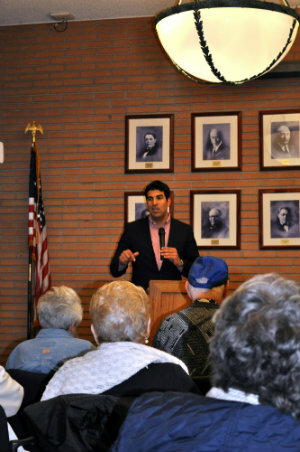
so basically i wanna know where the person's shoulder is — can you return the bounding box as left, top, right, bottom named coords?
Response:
left=8, top=338, right=34, bottom=353
left=5, top=339, right=37, bottom=369
left=271, top=219, right=279, bottom=228
left=78, top=338, right=94, bottom=346
left=271, top=145, right=283, bottom=158
left=56, top=348, right=97, bottom=371
left=125, top=217, right=148, bottom=230
left=157, top=311, right=179, bottom=327
left=171, top=217, right=193, bottom=230
left=68, top=338, right=94, bottom=348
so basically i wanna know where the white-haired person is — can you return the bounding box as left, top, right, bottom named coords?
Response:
left=41, top=281, right=197, bottom=400
left=6, top=286, right=94, bottom=374
left=112, top=273, right=300, bottom=452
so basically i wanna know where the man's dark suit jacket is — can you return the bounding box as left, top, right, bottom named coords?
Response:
left=204, top=143, right=230, bottom=161
left=110, top=217, right=199, bottom=290
left=271, top=143, right=299, bottom=159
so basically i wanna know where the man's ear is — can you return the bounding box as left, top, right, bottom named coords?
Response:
left=224, top=280, right=230, bottom=297
left=91, top=324, right=99, bottom=345
left=185, top=280, right=191, bottom=299
left=69, top=321, right=76, bottom=335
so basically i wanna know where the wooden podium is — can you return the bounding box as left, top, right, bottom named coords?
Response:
left=148, top=279, right=190, bottom=344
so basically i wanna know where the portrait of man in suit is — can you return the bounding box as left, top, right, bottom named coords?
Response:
left=136, top=127, right=163, bottom=162
left=271, top=122, right=299, bottom=159
left=203, top=124, right=230, bottom=161
left=202, top=203, right=229, bottom=239
left=270, top=201, right=300, bottom=239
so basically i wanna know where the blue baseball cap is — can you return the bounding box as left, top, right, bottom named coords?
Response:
left=188, top=256, right=229, bottom=289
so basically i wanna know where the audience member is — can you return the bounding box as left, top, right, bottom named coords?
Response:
left=41, top=281, right=197, bottom=400
left=152, top=256, right=229, bottom=377
left=0, top=365, right=25, bottom=447
left=113, top=273, right=300, bottom=452
left=6, top=286, right=94, bottom=374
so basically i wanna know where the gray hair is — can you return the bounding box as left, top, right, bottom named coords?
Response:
left=188, top=285, right=226, bottom=304
left=90, top=281, right=150, bottom=343
left=37, top=286, right=83, bottom=330
left=210, top=273, right=300, bottom=419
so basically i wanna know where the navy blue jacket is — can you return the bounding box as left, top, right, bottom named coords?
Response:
left=113, top=391, right=300, bottom=452
left=110, top=217, right=199, bottom=290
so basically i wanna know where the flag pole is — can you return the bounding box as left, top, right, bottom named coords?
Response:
left=25, top=121, right=43, bottom=339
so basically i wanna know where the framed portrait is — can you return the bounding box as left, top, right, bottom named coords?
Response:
left=124, top=191, right=174, bottom=224
left=125, top=114, right=174, bottom=173
left=259, top=189, right=300, bottom=249
left=190, top=190, right=240, bottom=249
left=260, top=109, right=300, bottom=170
left=192, top=112, right=242, bottom=171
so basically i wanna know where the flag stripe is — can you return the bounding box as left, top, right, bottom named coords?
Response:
left=28, top=143, right=51, bottom=307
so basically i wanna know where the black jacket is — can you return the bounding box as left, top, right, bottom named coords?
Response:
left=110, top=217, right=199, bottom=290
left=24, top=393, right=132, bottom=452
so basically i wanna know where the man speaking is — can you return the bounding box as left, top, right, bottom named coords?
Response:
left=110, top=180, right=199, bottom=290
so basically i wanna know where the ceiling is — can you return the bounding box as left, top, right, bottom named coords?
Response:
left=0, top=0, right=299, bottom=27
left=0, top=0, right=173, bottom=27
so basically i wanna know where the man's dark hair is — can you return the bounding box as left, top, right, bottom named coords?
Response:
left=144, top=180, right=170, bottom=199
left=144, top=131, right=156, bottom=140
left=277, top=206, right=291, bottom=216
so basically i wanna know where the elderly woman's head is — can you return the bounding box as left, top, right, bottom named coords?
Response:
left=90, top=281, right=151, bottom=344
left=210, top=273, right=300, bottom=419
left=37, top=286, right=83, bottom=330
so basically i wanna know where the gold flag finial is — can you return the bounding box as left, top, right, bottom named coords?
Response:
left=25, top=121, right=43, bottom=143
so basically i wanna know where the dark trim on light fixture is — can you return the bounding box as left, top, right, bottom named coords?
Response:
left=154, top=0, right=300, bottom=24
left=193, top=6, right=297, bottom=84
left=193, top=7, right=227, bottom=83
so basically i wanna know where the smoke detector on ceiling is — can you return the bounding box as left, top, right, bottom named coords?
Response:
left=50, top=12, right=75, bottom=22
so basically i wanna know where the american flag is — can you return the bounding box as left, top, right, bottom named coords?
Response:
left=28, top=143, right=51, bottom=305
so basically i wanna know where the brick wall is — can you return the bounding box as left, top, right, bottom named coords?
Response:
left=0, top=17, right=299, bottom=365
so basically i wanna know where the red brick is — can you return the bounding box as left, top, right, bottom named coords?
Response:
left=0, top=16, right=299, bottom=365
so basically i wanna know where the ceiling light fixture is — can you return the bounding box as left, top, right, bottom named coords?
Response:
left=154, top=0, right=300, bottom=84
